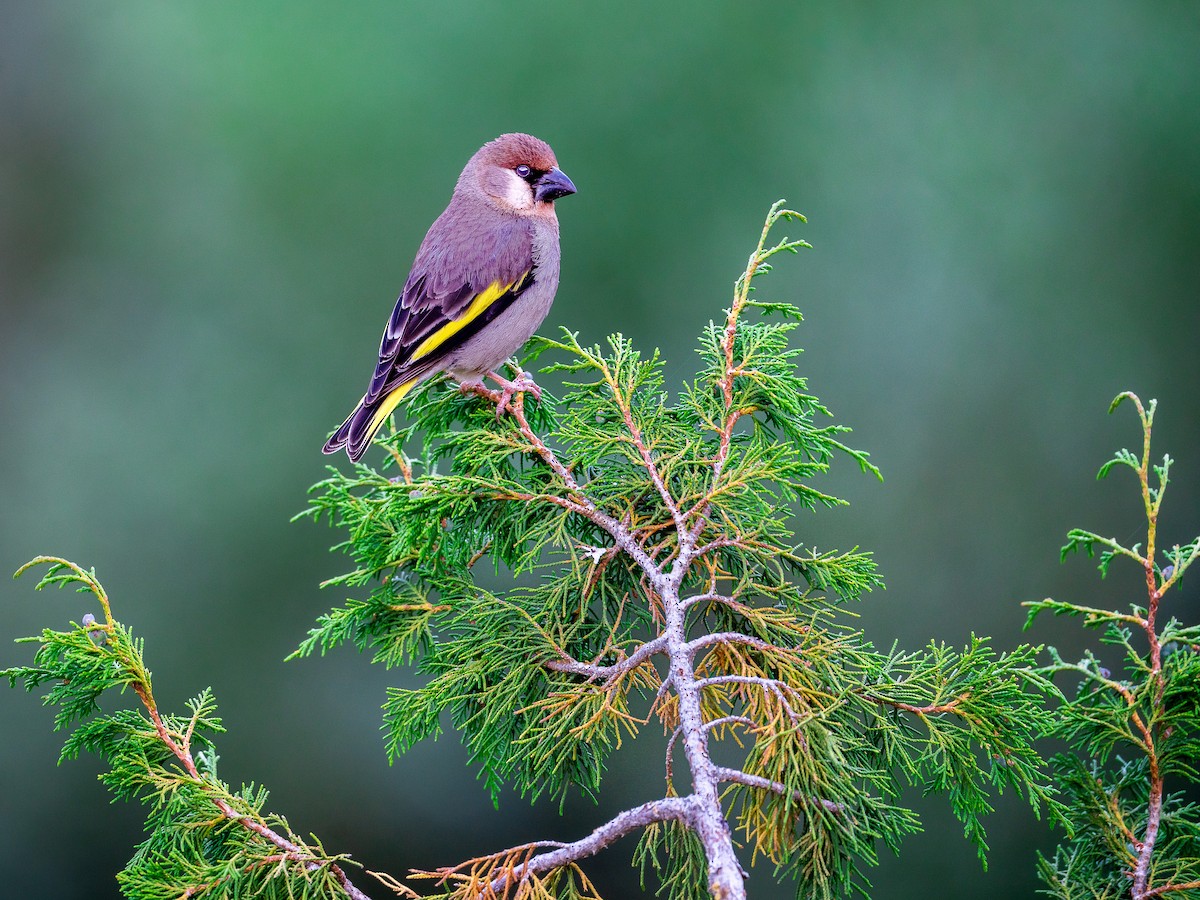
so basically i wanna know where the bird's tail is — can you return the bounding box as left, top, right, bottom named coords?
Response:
left=322, top=377, right=420, bottom=462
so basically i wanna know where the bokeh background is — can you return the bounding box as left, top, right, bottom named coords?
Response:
left=3, top=2, right=1198, bottom=897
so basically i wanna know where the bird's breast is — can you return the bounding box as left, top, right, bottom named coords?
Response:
left=446, top=223, right=562, bottom=378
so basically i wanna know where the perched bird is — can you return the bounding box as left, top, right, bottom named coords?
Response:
left=323, top=132, right=576, bottom=461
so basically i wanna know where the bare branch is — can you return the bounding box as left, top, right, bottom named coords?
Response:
left=416, top=797, right=695, bottom=898
left=665, top=724, right=682, bottom=785
left=545, top=635, right=668, bottom=684
left=686, top=631, right=782, bottom=657
left=1143, top=880, right=1200, bottom=899
left=861, top=692, right=966, bottom=717
left=696, top=674, right=803, bottom=723
left=692, top=537, right=747, bottom=558
left=681, top=589, right=738, bottom=611
left=713, top=766, right=845, bottom=815
left=701, top=715, right=759, bottom=736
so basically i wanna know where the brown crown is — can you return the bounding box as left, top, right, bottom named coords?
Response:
left=476, top=133, right=558, bottom=171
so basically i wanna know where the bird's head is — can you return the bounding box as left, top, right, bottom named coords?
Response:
left=464, top=132, right=577, bottom=215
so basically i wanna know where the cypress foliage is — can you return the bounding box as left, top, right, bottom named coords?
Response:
left=297, top=203, right=1056, bottom=898
left=8, top=203, right=1062, bottom=899
left=1026, top=394, right=1200, bottom=899
left=6, top=557, right=372, bottom=899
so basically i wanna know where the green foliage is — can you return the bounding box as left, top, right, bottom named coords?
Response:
left=5, top=558, right=364, bottom=900
left=298, top=202, right=1056, bottom=899
left=634, top=822, right=710, bottom=900
left=1026, top=394, right=1200, bottom=900
left=7, top=204, right=1058, bottom=900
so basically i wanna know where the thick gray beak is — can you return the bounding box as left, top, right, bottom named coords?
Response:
left=534, top=167, right=577, bottom=203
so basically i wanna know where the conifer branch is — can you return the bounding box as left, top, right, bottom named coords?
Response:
left=6, top=557, right=375, bottom=900
left=695, top=675, right=804, bottom=723
left=1125, top=393, right=1170, bottom=900
left=685, top=632, right=780, bottom=657
left=1143, top=881, right=1200, bottom=898
left=608, top=368, right=691, bottom=538
left=8, top=205, right=1060, bottom=897
left=712, top=767, right=845, bottom=815
left=413, top=797, right=695, bottom=898
left=1027, top=393, right=1200, bottom=899
left=544, top=634, right=669, bottom=683
left=862, top=693, right=966, bottom=717
left=458, top=381, right=665, bottom=587
left=342, top=202, right=1046, bottom=898
left=0, top=199, right=1041, bottom=900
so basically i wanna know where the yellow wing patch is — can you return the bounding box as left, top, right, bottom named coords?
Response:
left=366, top=377, right=421, bottom=441
left=365, top=272, right=532, bottom=443
left=411, top=274, right=529, bottom=362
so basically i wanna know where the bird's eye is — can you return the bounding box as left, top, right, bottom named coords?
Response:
left=515, top=164, right=532, bottom=179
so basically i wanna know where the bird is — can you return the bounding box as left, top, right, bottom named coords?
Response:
left=322, top=132, right=576, bottom=462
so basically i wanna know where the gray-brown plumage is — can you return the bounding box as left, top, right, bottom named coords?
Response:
left=323, top=133, right=576, bottom=462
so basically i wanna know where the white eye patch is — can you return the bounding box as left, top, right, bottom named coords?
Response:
left=503, top=168, right=534, bottom=210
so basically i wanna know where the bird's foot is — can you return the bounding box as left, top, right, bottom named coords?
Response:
left=457, top=377, right=488, bottom=397
left=488, top=370, right=542, bottom=418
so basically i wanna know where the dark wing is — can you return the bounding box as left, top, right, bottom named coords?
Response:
left=364, top=208, right=535, bottom=404
left=323, top=202, right=536, bottom=462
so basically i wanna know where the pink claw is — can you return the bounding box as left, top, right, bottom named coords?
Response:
left=488, top=370, right=542, bottom=418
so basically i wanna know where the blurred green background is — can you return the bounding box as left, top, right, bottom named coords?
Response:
left=3, top=2, right=1198, bottom=897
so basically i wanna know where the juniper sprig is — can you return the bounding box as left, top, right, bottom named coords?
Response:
left=5, top=557, right=375, bottom=900
left=1026, top=393, right=1200, bottom=900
